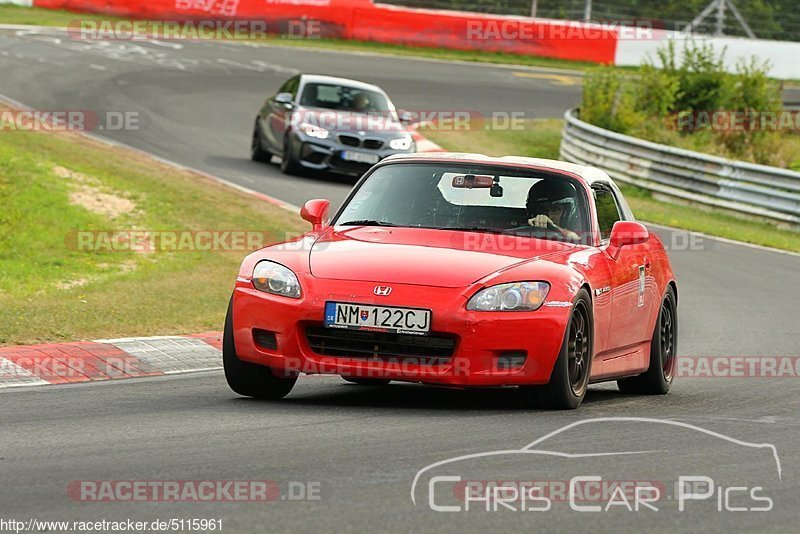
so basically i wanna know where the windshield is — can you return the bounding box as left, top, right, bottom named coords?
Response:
left=334, top=163, right=591, bottom=244
left=299, top=83, right=391, bottom=113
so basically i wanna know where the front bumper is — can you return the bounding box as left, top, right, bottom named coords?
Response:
left=232, top=278, right=571, bottom=387
left=292, top=133, right=413, bottom=176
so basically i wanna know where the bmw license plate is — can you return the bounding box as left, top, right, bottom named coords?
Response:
left=324, top=302, right=431, bottom=335
left=341, top=151, right=380, bottom=164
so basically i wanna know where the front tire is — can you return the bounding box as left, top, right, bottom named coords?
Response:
left=251, top=119, right=272, bottom=163
left=618, top=286, right=677, bottom=395
left=223, top=297, right=297, bottom=399
left=521, top=288, right=593, bottom=410
left=280, top=134, right=303, bottom=176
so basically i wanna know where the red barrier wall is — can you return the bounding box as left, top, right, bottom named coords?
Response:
left=32, top=0, right=618, bottom=64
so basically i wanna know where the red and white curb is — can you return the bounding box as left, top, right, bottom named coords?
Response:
left=410, top=124, right=445, bottom=153
left=0, top=333, right=223, bottom=389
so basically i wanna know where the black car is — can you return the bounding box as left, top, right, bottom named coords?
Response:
left=251, top=74, right=417, bottom=177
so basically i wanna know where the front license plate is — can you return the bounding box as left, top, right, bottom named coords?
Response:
left=341, top=151, right=380, bottom=164
left=324, top=302, right=431, bottom=335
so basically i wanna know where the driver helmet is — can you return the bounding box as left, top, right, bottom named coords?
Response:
left=353, top=93, right=371, bottom=111
left=526, top=179, right=578, bottom=226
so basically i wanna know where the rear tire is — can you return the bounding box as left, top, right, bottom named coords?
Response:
left=521, top=288, right=593, bottom=410
left=341, top=377, right=391, bottom=386
left=223, top=297, right=297, bottom=399
left=618, top=286, right=677, bottom=395
left=251, top=119, right=272, bottom=163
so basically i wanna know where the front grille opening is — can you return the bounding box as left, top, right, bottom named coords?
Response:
left=253, top=329, right=278, bottom=350
left=305, top=326, right=455, bottom=365
left=338, top=135, right=360, bottom=147
left=495, top=351, right=527, bottom=371
left=362, top=139, right=384, bottom=150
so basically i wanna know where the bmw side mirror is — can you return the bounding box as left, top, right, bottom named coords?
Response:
left=301, top=199, right=331, bottom=231
left=275, top=92, right=294, bottom=109
left=398, top=110, right=414, bottom=124
left=609, top=221, right=649, bottom=250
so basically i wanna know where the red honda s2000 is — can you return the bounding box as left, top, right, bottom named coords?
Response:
left=224, top=153, right=678, bottom=409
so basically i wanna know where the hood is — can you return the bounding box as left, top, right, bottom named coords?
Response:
left=309, top=227, right=572, bottom=288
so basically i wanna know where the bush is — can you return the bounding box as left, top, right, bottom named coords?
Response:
left=580, top=41, right=789, bottom=166
left=581, top=67, right=642, bottom=134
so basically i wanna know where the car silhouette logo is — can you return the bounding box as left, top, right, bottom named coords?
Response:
left=374, top=286, right=392, bottom=296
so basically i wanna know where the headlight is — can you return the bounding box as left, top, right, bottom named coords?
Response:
left=299, top=122, right=329, bottom=139
left=389, top=135, right=413, bottom=150
left=467, top=282, right=550, bottom=312
left=252, top=261, right=301, bottom=299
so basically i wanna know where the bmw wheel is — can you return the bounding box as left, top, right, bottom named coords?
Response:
left=280, top=134, right=302, bottom=176
left=250, top=119, right=272, bottom=163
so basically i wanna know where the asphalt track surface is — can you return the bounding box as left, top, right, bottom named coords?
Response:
left=1, top=27, right=799, bottom=532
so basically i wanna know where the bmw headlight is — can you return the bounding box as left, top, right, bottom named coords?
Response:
left=299, top=122, right=329, bottom=140
left=389, top=135, right=413, bottom=150
left=467, top=282, right=550, bottom=311
left=252, top=261, right=301, bottom=299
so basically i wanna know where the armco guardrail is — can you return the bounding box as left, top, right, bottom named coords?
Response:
left=560, top=108, right=800, bottom=228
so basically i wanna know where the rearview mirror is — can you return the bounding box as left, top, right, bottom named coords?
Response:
left=301, top=199, right=330, bottom=231
left=609, top=221, right=649, bottom=250
left=452, top=174, right=494, bottom=188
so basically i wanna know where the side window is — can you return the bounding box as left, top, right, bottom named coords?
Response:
left=594, top=185, right=622, bottom=241
left=287, top=77, right=300, bottom=98
left=278, top=76, right=299, bottom=99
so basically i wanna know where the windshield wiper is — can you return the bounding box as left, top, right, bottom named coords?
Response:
left=339, top=219, right=398, bottom=227
left=430, top=226, right=510, bottom=235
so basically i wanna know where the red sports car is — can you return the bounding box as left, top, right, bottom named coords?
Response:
left=224, top=153, right=678, bottom=409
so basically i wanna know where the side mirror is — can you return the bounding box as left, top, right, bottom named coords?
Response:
left=609, top=221, right=649, bottom=250
left=398, top=110, right=414, bottom=124
left=275, top=92, right=294, bottom=108
left=300, top=199, right=330, bottom=231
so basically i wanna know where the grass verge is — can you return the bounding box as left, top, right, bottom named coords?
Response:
left=425, top=120, right=800, bottom=252
left=0, top=109, right=306, bottom=346
left=0, top=5, right=593, bottom=72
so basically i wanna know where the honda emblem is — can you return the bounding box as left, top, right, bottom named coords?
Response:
left=373, top=286, right=392, bottom=296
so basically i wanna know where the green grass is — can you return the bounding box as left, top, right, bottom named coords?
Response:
left=0, top=4, right=117, bottom=26
left=0, top=114, right=306, bottom=346
left=0, top=4, right=594, bottom=72
left=425, top=119, right=800, bottom=252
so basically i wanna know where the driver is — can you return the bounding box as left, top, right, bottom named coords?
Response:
left=352, top=93, right=371, bottom=112
left=525, top=180, right=581, bottom=241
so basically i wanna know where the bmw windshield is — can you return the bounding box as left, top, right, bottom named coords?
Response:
left=299, top=83, right=392, bottom=114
